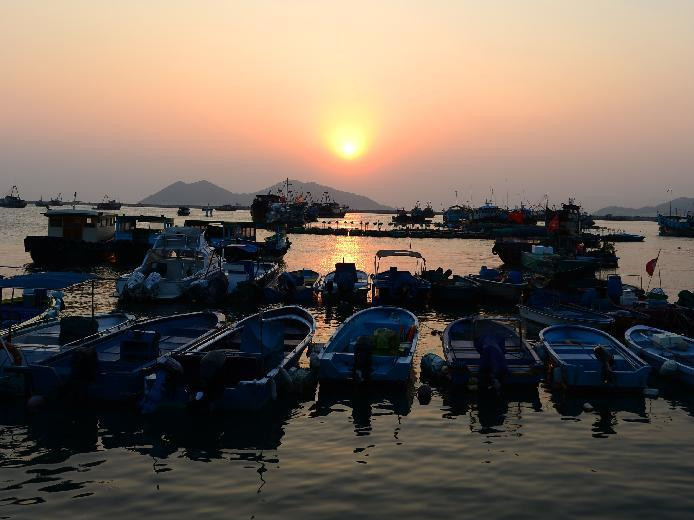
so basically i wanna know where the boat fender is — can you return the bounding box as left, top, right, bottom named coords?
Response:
left=126, top=271, right=146, bottom=291
left=593, top=346, right=615, bottom=384
left=420, top=353, right=449, bottom=381
left=660, top=360, right=678, bottom=377
left=417, top=384, right=432, bottom=405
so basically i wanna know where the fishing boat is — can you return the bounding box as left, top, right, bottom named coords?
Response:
left=0, top=186, right=27, bottom=208
left=315, top=262, right=370, bottom=303
left=315, top=306, right=419, bottom=383
left=141, top=306, right=315, bottom=413
left=215, top=204, right=240, bottom=211
left=177, top=206, right=191, bottom=217
left=540, top=325, right=651, bottom=390
left=468, top=267, right=526, bottom=303
left=442, top=316, right=543, bottom=388
left=624, top=326, right=694, bottom=386
left=112, top=215, right=174, bottom=266
left=518, top=302, right=614, bottom=329
left=10, top=312, right=225, bottom=402
left=35, top=194, right=63, bottom=208
left=442, top=204, right=468, bottom=228
left=657, top=213, right=694, bottom=237
left=521, top=250, right=598, bottom=278
left=311, top=191, right=348, bottom=218
left=371, top=250, right=431, bottom=305
left=1, top=313, right=133, bottom=395
left=24, top=209, right=117, bottom=266
left=422, top=268, right=479, bottom=304
left=116, top=226, right=227, bottom=302
left=94, top=195, right=122, bottom=210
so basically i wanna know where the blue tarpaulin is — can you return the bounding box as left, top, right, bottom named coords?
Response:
left=0, top=272, right=95, bottom=289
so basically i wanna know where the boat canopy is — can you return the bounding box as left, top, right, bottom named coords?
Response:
left=375, top=249, right=425, bottom=259
left=0, top=271, right=95, bottom=289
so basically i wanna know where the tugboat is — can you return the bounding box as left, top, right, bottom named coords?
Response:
left=94, top=194, right=122, bottom=210
left=24, top=209, right=116, bottom=266
left=0, top=186, right=27, bottom=208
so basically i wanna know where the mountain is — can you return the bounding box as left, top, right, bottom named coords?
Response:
left=139, top=179, right=393, bottom=211
left=594, top=197, right=694, bottom=217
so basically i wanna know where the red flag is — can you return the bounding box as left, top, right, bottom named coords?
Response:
left=646, top=257, right=658, bottom=277
left=548, top=214, right=560, bottom=232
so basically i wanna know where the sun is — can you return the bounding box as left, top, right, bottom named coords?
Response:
left=330, top=130, right=366, bottom=160
left=340, top=140, right=359, bottom=159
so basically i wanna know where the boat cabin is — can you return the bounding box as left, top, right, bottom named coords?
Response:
left=184, top=220, right=257, bottom=247
left=44, top=209, right=115, bottom=242
left=115, top=215, right=174, bottom=245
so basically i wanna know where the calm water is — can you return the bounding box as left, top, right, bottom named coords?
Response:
left=2, top=206, right=694, bottom=519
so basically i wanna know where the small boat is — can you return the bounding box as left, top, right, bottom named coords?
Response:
left=624, top=326, right=694, bottom=386
left=521, top=251, right=598, bottom=278
left=35, top=194, right=63, bottom=208
left=141, top=306, right=315, bottom=412
left=468, top=267, right=526, bottom=303
left=442, top=316, right=543, bottom=388
left=116, top=227, right=227, bottom=302
left=24, top=209, right=117, bottom=266
left=11, top=312, right=225, bottom=402
left=215, top=204, right=240, bottom=211
left=269, top=269, right=320, bottom=304
left=371, top=250, right=431, bottom=305
left=603, top=231, right=645, bottom=242
left=0, top=186, right=28, bottom=208
left=1, top=313, right=133, bottom=395
left=518, top=302, right=614, bottom=329
left=315, top=306, right=419, bottom=383
left=224, top=260, right=279, bottom=297
left=422, top=268, right=478, bottom=304
left=540, top=325, right=651, bottom=390
left=94, top=195, right=122, bottom=210
left=177, top=206, right=191, bottom=217
left=315, top=262, right=369, bottom=304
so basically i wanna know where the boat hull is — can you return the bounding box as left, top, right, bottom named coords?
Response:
left=24, top=236, right=113, bottom=266
left=518, top=304, right=614, bottom=330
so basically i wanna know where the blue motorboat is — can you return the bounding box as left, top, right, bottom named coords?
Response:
left=141, top=306, right=316, bottom=412
left=540, top=325, right=651, bottom=390
left=265, top=269, right=319, bottom=304
left=468, top=267, right=526, bottom=303
left=442, top=316, right=543, bottom=389
left=11, top=312, right=225, bottom=402
left=1, top=313, right=132, bottom=395
left=371, top=250, right=431, bottom=305
left=315, top=306, right=419, bottom=383
left=624, top=326, right=694, bottom=387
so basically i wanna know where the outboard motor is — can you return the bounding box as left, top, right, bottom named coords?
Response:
left=476, top=334, right=509, bottom=392
left=594, top=345, right=615, bottom=384
left=141, top=355, right=185, bottom=414
left=353, top=335, right=374, bottom=382
left=334, top=263, right=358, bottom=298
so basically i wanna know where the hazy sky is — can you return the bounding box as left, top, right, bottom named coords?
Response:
left=2, top=1, right=694, bottom=210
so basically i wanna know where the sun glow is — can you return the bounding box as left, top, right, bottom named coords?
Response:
left=329, top=127, right=367, bottom=160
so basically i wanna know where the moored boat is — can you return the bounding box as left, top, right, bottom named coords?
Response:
left=468, top=267, right=526, bottom=303
left=0, top=186, right=27, bottom=208
left=371, top=250, right=431, bottom=305
left=141, top=306, right=315, bottom=412
left=624, top=326, right=694, bottom=386
left=112, top=214, right=174, bottom=266
left=518, top=302, right=614, bottom=329
left=442, top=316, right=543, bottom=388
left=8, top=311, right=225, bottom=401
left=315, top=306, right=419, bottom=383
left=94, top=195, right=122, bottom=210
left=224, top=260, right=280, bottom=297
left=177, top=206, right=191, bottom=216
left=24, top=209, right=117, bottom=266
left=540, top=325, right=651, bottom=390
left=315, top=262, right=369, bottom=304
left=422, top=268, right=479, bottom=304
left=116, top=227, right=227, bottom=302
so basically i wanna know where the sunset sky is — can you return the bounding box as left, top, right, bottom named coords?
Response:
left=2, top=1, right=694, bottom=210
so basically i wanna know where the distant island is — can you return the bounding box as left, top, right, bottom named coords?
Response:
left=594, top=197, right=694, bottom=218
left=139, top=179, right=393, bottom=212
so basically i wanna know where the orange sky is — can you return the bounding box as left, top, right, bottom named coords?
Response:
left=2, top=1, right=694, bottom=209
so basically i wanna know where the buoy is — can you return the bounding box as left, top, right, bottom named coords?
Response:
left=660, top=360, right=678, bottom=377
left=583, top=402, right=594, bottom=412
left=417, top=384, right=432, bottom=405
